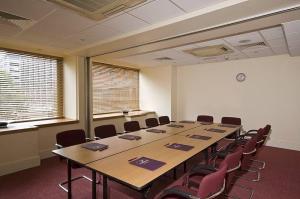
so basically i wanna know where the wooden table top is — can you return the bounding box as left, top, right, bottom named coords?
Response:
left=52, top=123, right=200, bottom=164
left=86, top=125, right=237, bottom=190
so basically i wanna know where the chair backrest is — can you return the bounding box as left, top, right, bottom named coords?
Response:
left=197, top=115, right=214, bottom=123
left=221, top=117, right=241, bottom=125
left=158, top=116, right=170, bottom=125
left=145, top=118, right=159, bottom=128
left=256, top=128, right=265, bottom=144
left=263, top=124, right=271, bottom=136
left=197, top=162, right=227, bottom=198
left=94, top=124, right=117, bottom=139
left=243, top=136, right=257, bottom=155
left=124, top=121, right=141, bottom=132
left=223, top=147, right=243, bottom=173
left=56, top=129, right=86, bottom=147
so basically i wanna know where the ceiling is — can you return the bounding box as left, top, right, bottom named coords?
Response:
left=115, top=25, right=292, bottom=67
left=0, top=0, right=235, bottom=54
left=0, top=0, right=299, bottom=64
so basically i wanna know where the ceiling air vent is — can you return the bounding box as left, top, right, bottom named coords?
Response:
left=48, top=0, right=146, bottom=20
left=235, top=42, right=267, bottom=51
left=184, top=44, right=233, bottom=57
left=0, top=11, right=34, bottom=33
left=155, top=57, right=173, bottom=61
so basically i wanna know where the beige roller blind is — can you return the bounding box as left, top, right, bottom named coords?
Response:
left=92, top=62, right=139, bottom=114
left=0, top=48, right=63, bottom=122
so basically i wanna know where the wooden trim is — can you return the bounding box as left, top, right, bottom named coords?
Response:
left=92, top=61, right=140, bottom=71
left=23, top=118, right=79, bottom=128
left=0, top=124, right=37, bottom=136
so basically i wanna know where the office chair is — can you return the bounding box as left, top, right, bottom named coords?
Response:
left=197, top=115, right=214, bottom=123
left=55, top=129, right=94, bottom=192
left=145, top=117, right=159, bottom=128
left=154, top=163, right=228, bottom=199
left=158, top=116, right=171, bottom=125
left=221, top=116, right=241, bottom=140
left=124, top=121, right=141, bottom=133
left=94, top=124, right=117, bottom=139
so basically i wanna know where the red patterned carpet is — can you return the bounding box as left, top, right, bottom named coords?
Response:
left=1, top=146, right=300, bottom=199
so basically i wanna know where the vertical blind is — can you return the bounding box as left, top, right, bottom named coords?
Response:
left=0, top=48, right=63, bottom=122
left=92, top=62, right=139, bottom=114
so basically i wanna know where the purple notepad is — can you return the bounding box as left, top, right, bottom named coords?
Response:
left=218, top=124, right=239, bottom=128
left=118, top=134, right=141, bottom=140
left=179, top=120, right=195, bottom=124
left=129, top=157, right=166, bottom=171
left=189, top=135, right=211, bottom=140
left=81, top=143, right=108, bottom=151
left=167, top=124, right=184, bottom=128
left=206, top=128, right=226, bottom=133
left=166, top=143, right=194, bottom=151
left=146, top=129, right=166, bottom=133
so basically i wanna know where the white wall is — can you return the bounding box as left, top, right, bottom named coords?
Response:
left=177, top=54, right=300, bottom=151
left=140, top=65, right=174, bottom=119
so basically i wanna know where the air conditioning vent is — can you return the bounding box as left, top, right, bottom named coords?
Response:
left=236, top=42, right=267, bottom=50
left=0, top=11, right=34, bottom=32
left=155, top=57, right=173, bottom=61
left=184, top=44, right=233, bottom=57
left=48, top=0, right=146, bottom=20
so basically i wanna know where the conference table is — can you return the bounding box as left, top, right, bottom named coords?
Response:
left=52, top=122, right=240, bottom=199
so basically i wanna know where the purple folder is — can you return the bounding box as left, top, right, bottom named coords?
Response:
left=206, top=128, right=226, bottom=133
left=179, top=120, right=195, bottom=124
left=81, top=143, right=108, bottom=151
left=146, top=129, right=166, bottom=133
left=189, top=135, right=211, bottom=140
left=166, top=143, right=194, bottom=151
left=129, top=157, right=166, bottom=171
left=118, top=134, right=141, bottom=140
left=218, top=124, right=239, bottom=128
left=167, top=124, right=184, bottom=128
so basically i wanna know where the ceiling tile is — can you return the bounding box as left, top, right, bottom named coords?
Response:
left=0, top=0, right=55, bottom=20
left=283, top=20, right=300, bottom=34
left=65, top=23, right=121, bottom=45
left=266, top=38, right=287, bottom=47
left=102, top=13, right=148, bottom=33
left=224, top=32, right=264, bottom=46
left=128, top=0, right=184, bottom=24
left=243, top=48, right=273, bottom=58
left=18, top=8, right=95, bottom=42
left=260, top=26, right=284, bottom=40
left=171, top=0, right=228, bottom=12
left=271, top=46, right=288, bottom=55
left=288, top=46, right=300, bottom=57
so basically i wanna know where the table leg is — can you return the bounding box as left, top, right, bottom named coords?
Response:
left=173, top=168, right=177, bottom=180
left=92, top=170, right=97, bottom=199
left=67, top=159, right=72, bottom=199
left=103, top=175, right=108, bottom=199
left=204, top=148, right=209, bottom=164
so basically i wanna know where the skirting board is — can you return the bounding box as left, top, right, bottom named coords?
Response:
left=39, top=148, right=55, bottom=160
left=0, top=156, right=40, bottom=176
left=266, top=139, right=300, bottom=151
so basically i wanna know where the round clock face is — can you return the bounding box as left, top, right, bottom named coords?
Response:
left=236, top=73, right=246, bottom=82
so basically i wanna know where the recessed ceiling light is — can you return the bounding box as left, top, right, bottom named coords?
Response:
left=239, top=39, right=251, bottom=44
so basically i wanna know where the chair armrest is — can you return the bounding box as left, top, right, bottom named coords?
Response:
left=85, top=138, right=94, bottom=142
left=55, top=143, right=63, bottom=149
left=170, top=120, right=176, bottom=123
left=94, top=137, right=100, bottom=140
left=190, top=164, right=217, bottom=175
left=141, top=127, right=147, bottom=129
left=159, top=187, right=199, bottom=199
left=116, top=132, right=123, bottom=135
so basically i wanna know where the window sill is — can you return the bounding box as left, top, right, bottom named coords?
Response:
left=93, top=110, right=155, bottom=121
left=0, top=118, right=79, bottom=136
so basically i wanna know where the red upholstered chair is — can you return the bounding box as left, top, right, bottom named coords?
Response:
left=55, top=129, right=93, bottom=192
left=196, top=115, right=214, bottom=123
left=155, top=163, right=228, bottom=199
left=94, top=124, right=117, bottom=139
left=221, top=116, right=241, bottom=140
left=145, top=118, right=159, bottom=128
left=158, top=116, right=171, bottom=125
left=124, top=121, right=141, bottom=133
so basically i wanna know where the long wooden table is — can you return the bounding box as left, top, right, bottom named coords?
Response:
left=52, top=122, right=201, bottom=198
left=86, top=123, right=240, bottom=199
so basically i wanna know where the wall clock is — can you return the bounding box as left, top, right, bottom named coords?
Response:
left=236, top=73, right=246, bottom=82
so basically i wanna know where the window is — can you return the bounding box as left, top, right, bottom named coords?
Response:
left=92, top=62, right=139, bottom=114
left=0, top=48, right=63, bottom=122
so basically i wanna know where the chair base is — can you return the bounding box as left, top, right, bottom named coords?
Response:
left=59, top=175, right=100, bottom=192
left=223, top=183, right=254, bottom=199
left=234, top=168, right=260, bottom=182
left=249, top=158, right=265, bottom=170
